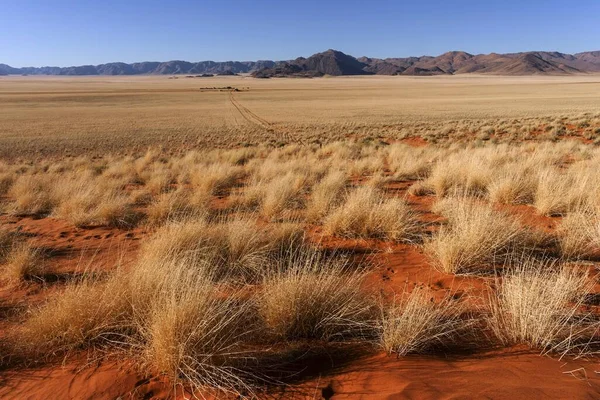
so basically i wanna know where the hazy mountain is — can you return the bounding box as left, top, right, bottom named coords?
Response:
left=2, top=50, right=600, bottom=77
left=0, top=60, right=274, bottom=76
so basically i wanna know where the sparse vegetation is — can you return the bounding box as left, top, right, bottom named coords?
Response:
left=2, top=76, right=600, bottom=397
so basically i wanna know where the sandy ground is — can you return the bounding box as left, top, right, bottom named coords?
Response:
left=1, top=174, right=600, bottom=399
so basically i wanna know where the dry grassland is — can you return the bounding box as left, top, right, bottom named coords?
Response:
left=2, top=75, right=600, bottom=158
left=2, top=75, right=600, bottom=398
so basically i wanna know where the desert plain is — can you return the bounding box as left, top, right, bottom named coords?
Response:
left=1, top=74, right=600, bottom=399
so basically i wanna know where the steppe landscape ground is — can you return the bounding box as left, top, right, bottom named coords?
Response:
left=2, top=74, right=600, bottom=399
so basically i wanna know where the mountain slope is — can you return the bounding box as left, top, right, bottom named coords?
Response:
left=3, top=49, right=600, bottom=77
left=252, top=50, right=371, bottom=77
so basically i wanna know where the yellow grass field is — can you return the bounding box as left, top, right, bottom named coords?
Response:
left=2, top=74, right=600, bottom=158
left=4, top=74, right=600, bottom=398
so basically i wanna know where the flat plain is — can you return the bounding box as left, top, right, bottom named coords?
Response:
left=2, top=75, right=600, bottom=399
left=2, top=74, right=600, bottom=157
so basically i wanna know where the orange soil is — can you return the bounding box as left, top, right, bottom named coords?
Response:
left=1, top=177, right=600, bottom=399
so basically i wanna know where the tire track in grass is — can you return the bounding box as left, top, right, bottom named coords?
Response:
left=229, top=90, right=302, bottom=145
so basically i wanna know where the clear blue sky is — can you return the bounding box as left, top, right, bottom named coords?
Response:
left=2, top=0, right=599, bottom=67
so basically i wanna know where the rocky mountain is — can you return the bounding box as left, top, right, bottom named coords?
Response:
left=3, top=50, right=600, bottom=77
left=253, top=49, right=371, bottom=78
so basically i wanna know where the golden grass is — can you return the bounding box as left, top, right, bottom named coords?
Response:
left=258, top=250, right=374, bottom=341
left=557, top=210, right=600, bottom=259
left=134, top=258, right=255, bottom=394
left=8, top=175, right=58, bottom=216
left=2, top=243, right=44, bottom=283
left=18, top=274, right=130, bottom=357
left=378, top=289, right=466, bottom=356
left=2, top=75, right=600, bottom=158
left=306, top=170, right=347, bottom=223
left=488, top=259, right=597, bottom=355
left=144, top=189, right=209, bottom=227
left=323, top=187, right=419, bottom=241
left=140, top=218, right=304, bottom=282
left=425, top=197, right=540, bottom=274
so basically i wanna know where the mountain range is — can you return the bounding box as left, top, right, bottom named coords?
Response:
left=2, top=49, right=600, bottom=77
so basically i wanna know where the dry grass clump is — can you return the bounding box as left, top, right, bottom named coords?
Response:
left=488, top=259, right=596, bottom=355
left=138, top=220, right=209, bottom=264
left=134, top=258, right=255, bottom=394
left=141, top=218, right=304, bottom=282
left=426, top=198, right=539, bottom=274
left=0, top=228, right=44, bottom=284
left=487, top=165, right=537, bottom=205
left=1, top=243, right=44, bottom=283
left=143, top=166, right=175, bottom=195
left=25, top=171, right=141, bottom=228
left=378, top=289, right=466, bottom=356
left=258, top=250, right=375, bottom=341
left=17, top=274, right=130, bottom=357
left=91, top=194, right=140, bottom=228
left=235, top=170, right=311, bottom=220
left=323, top=187, right=419, bottom=241
left=557, top=210, right=600, bottom=259
left=533, top=168, right=587, bottom=216
left=305, top=170, right=347, bottom=223
left=424, top=151, right=492, bottom=198
left=259, top=172, right=308, bottom=220
left=387, top=144, right=434, bottom=180
left=407, top=181, right=435, bottom=197
left=18, top=255, right=257, bottom=395
left=8, top=174, right=58, bottom=216
left=188, top=163, right=245, bottom=196
left=145, top=189, right=209, bottom=227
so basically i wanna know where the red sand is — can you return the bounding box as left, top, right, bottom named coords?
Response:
left=1, top=178, right=600, bottom=399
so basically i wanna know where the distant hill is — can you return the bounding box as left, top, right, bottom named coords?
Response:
left=3, top=49, right=600, bottom=77
left=253, top=49, right=371, bottom=78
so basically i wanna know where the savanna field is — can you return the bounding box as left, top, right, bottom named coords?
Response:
left=3, top=74, right=600, bottom=398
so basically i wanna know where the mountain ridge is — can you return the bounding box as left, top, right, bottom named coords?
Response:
left=3, top=49, right=600, bottom=77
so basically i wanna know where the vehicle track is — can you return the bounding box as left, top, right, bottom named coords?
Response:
left=229, top=90, right=300, bottom=145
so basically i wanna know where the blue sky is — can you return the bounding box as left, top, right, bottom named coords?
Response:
left=1, top=0, right=599, bottom=67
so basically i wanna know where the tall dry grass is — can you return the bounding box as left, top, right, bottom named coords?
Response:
left=378, top=289, right=466, bottom=356
left=133, top=257, right=256, bottom=395
left=305, top=170, right=347, bottom=223
left=557, top=210, right=600, bottom=259
left=2, top=243, right=44, bottom=283
left=323, top=187, right=419, bottom=241
left=488, top=259, right=597, bottom=355
left=425, top=197, right=540, bottom=274
left=140, top=218, right=304, bottom=282
left=258, top=250, right=375, bottom=341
